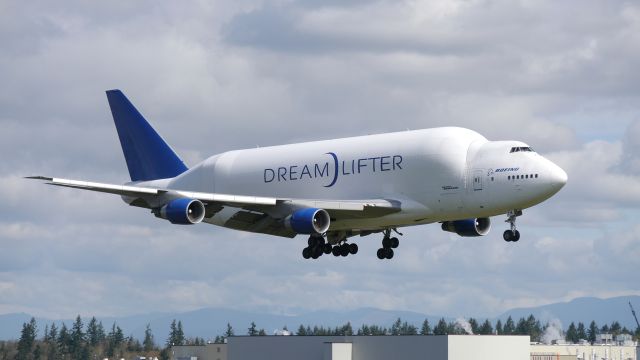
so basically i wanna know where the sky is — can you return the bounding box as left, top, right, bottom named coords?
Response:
left=1, top=0, right=640, bottom=321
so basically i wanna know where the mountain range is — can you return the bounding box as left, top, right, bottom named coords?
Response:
left=1, top=295, right=639, bottom=342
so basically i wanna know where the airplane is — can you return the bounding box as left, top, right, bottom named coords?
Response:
left=28, top=90, right=568, bottom=260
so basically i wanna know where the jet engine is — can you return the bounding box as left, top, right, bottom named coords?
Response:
left=158, top=198, right=206, bottom=225
left=441, top=217, right=491, bottom=237
left=285, top=208, right=331, bottom=235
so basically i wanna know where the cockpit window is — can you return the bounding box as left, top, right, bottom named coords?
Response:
left=510, top=146, right=534, bottom=153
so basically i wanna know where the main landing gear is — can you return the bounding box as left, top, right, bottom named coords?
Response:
left=376, top=229, right=401, bottom=260
left=301, top=228, right=403, bottom=260
left=503, top=209, right=522, bottom=242
left=302, top=235, right=358, bottom=260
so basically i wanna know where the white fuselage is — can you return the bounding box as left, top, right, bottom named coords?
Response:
left=145, top=127, right=566, bottom=232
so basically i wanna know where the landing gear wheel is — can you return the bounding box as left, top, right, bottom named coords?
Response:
left=323, top=243, right=333, bottom=254
left=332, top=246, right=341, bottom=257
left=384, top=248, right=394, bottom=259
left=349, top=243, right=358, bottom=255
left=382, top=237, right=392, bottom=248
left=390, top=237, right=399, bottom=248
left=308, top=235, right=325, bottom=247
left=340, top=244, right=349, bottom=257
left=377, top=248, right=385, bottom=260
left=503, top=230, right=521, bottom=242
left=302, top=247, right=311, bottom=259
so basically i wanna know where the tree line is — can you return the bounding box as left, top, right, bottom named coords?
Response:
left=1, top=315, right=159, bottom=360
left=2, top=313, right=639, bottom=359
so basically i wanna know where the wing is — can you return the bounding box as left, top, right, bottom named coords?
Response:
left=27, top=176, right=401, bottom=237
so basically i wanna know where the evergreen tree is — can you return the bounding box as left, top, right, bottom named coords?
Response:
left=96, top=321, right=106, bottom=344
left=468, top=318, right=479, bottom=334
left=46, top=323, right=58, bottom=360
left=16, top=317, right=37, bottom=360
left=448, top=321, right=461, bottom=335
left=48, top=323, right=58, bottom=341
left=565, top=322, right=578, bottom=343
left=106, top=322, right=125, bottom=358
left=258, top=329, right=267, bottom=336
left=167, top=320, right=185, bottom=347
left=248, top=322, right=259, bottom=336
left=114, top=325, right=124, bottom=346
left=391, top=318, right=402, bottom=336
left=296, top=325, right=307, bottom=336
left=478, top=319, right=493, bottom=335
left=515, top=317, right=527, bottom=335
left=57, top=323, right=70, bottom=356
left=503, top=316, right=515, bottom=335
left=143, top=324, right=155, bottom=351
left=400, top=321, right=417, bottom=335
left=167, top=319, right=178, bottom=346
left=601, top=324, right=610, bottom=334
left=577, top=322, right=587, bottom=340
left=86, top=317, right=101, bottom=347
left=526, top=315, right=542, bottom=342
left=433, top=318, right=448, bottom=335
left=176, top=321, right=185, bottom=345
left=33, top=344, right=42, bottom=360
left=224, top=323, right=235, bottom=338
left=610, top=321, right=621, bottom=335
left=42, top=324, right=50, bottom=343
left=358, top=324, right=370, bottom=336
left=495, top=319, right=503, bottom=335
left=339, top=322, right=353, bottom=336
left=126, top=335, right=142, bottom=352
left=587, top=321, right=598, bottom=344
left=69, top=315, right=85, bottom=359
left=420, top=319, right=431, bottom=335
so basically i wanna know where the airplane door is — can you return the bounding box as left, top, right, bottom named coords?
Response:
left=473, top=170, right=483, bottom=191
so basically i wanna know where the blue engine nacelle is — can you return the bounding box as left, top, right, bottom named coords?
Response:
left=285, top=208, right=331, bottom=235
left=441, top=217, right=491, bottom=237
left=158, top=198, right=206, bottom=225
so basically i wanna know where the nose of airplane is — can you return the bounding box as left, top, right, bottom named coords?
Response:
left=549, top=161, right=568, bottom=192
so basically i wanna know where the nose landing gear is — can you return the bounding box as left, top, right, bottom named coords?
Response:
left=503, top=209, right=522, bottom=242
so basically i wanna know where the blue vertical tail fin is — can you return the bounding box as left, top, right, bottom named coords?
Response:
left=106, top=89, right=188, bottom=182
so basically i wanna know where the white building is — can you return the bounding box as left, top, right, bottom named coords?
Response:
left=531, top=343, right=638, bottom=360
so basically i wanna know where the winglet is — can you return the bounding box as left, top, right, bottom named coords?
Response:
left=106, top=90, right=188, bottom=181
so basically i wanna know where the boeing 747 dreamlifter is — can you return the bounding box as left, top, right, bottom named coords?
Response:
left=29, top=90, right=567, bottom=260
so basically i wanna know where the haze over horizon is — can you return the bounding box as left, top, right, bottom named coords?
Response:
left=1, top=0, right=640, bottom=320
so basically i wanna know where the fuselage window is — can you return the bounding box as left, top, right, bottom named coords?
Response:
left=535, top=174, right=538, bottom=178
